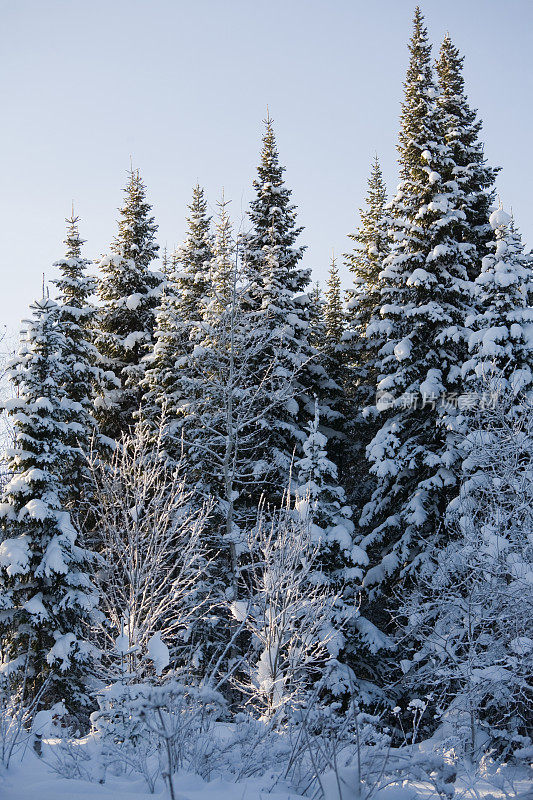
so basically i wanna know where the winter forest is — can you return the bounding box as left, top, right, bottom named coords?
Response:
left=0, top=6, right=532, bottom=800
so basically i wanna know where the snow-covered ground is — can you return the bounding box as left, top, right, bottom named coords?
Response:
left=4, top=747, right=308, bottom=800
left=1, top=739, right=531, bottom=800
left=2, top=754, right=301, bottom=800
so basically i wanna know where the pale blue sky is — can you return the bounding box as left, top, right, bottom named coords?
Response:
left=1, top=0, right=531, bottom=337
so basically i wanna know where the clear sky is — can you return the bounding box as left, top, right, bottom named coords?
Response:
left=0, top=0, right=531, bottom=337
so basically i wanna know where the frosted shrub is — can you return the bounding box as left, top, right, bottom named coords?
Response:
left=234, top=499, right=343, bottom=722
left=87, top=419, right=211, bottom=681
left=90, top=679, right=226, bottom=797
left=401, top=383, right=533, bottom=759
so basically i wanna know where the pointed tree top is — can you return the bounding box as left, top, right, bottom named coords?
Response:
left=260, top=113, right=280, bottom=167
left=324, top=252, right=344, bottom=344
left=64, top=209, right=86, bottom=259
left=413, top=6, right=425, bottom=28
left=437, top=30, right=466, bottom=92
left=111, top=165, right=159, bottom=268
left=407, top=5, right=432, bottom=71
left=369, top=153, right=385, bottom=186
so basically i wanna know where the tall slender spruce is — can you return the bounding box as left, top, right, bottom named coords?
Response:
left=241, top=116, right=337, bottom=506
left=345, top=155, right=390, bottom=407
left=359, top=9, right=473, bottom=606
left=96, top=168, right=161, bottom=439
left=52, top=213, right=100, bottom=513
left=0, top=298, right=98, bottom=714
left=343, top=157, right=390, bottom=505
left=141, top=185, right=213, bottom=460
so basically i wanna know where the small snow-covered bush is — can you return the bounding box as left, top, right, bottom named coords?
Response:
left=90, top=678, right=226, bottom=796
left=0, top=657, right=51, bottom=769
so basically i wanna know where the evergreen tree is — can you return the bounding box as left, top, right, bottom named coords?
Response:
left=295, top=400, right=361, bottom=588
left=161, top=197, right=293, bottom=673
left=436, top=33, right=499, bottom=278
left=344, top=155, right=390, bottom=410
left=343, top=156, right=390, bottom=505
left=308, top=282, right=325, bottom=350
left=160, top=245, right=170, bottom=276
left=402, top=386, right=533, bottom=753
left=96, top=168, right=161, bottom=439
left=324, top=254, right=345, bottom=347
left=359, top=8, right=473, bottom=605
left=141, top=185, right=213, bottom=461
left=52, top=212, right=100, bottom=513
left=0, top=298, right=98, bottom=714
left=170, top=197, right=269, bottom=574
left=320, top=255, right=348, bottom=477
left=294, top=401, right=376, bottom=701
left=464, top=209, right=533, bottom=391
left=242, top=113, right=306, bottom=294
left=172, top=184, right=213, bottom=325
left=241, top=115, right=336, bottom=505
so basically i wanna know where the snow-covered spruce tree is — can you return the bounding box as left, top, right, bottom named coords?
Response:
left=343, top=156, right=390, bottom=504
left=172, top=183, right=213, bottom=327
left=345, top=155, right=389, bottom=360
left=324, top=254, right=345, bottom=348
left=308, top=282, right=325, bottom=350
left=295, top=402, right=394, bottom=706
left=240, top=115, right=337, bottom=505
left=359, top=8, right=473, bottom=612
left=436, top=33, right=499, bottom=279
left=164, top=196, right=241, bottom=574
left=141, top=184, right=213, bottom=463
left=463, top=209, right=533, bottom=392
left=52, top=212, right=100, bottom=515
left=95, top=168, right=161, bottom=440
left=0, top=298, right=98, bottom=715
left=401, top=385, right=533, bottom=756
left=316, top=255, right=348, bottom=476
left=295, top=402, right=365, bottom=635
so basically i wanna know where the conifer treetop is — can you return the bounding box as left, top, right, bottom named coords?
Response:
left=359, top=155, right=388, bottom=236
left=140, top=185, right=213, bottom=453
left=52, top=215, right=100, bottom=501
left=346, top=154, right=389, bottom=297
left=324, top=253, right=344, bottom=345
left=54, top=212, right=94, bottom=310
left=436, top=33, right=487, bottom=160
left=398, top=6, right=440, bottom=178
left=63, top=208, right=86, bottom=259
left=181, top=183, right=212, bottom=261
left=111, top=167, right=159, bottom=269
left=170, top=183, right=213, bottom=322
left=208, top=193, right=235, bottom=312
left=245, top=114, right=307, bottom=292
left=96, top=168, right=162, bottom=438
left=436, top=32, right=500, bottom=271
